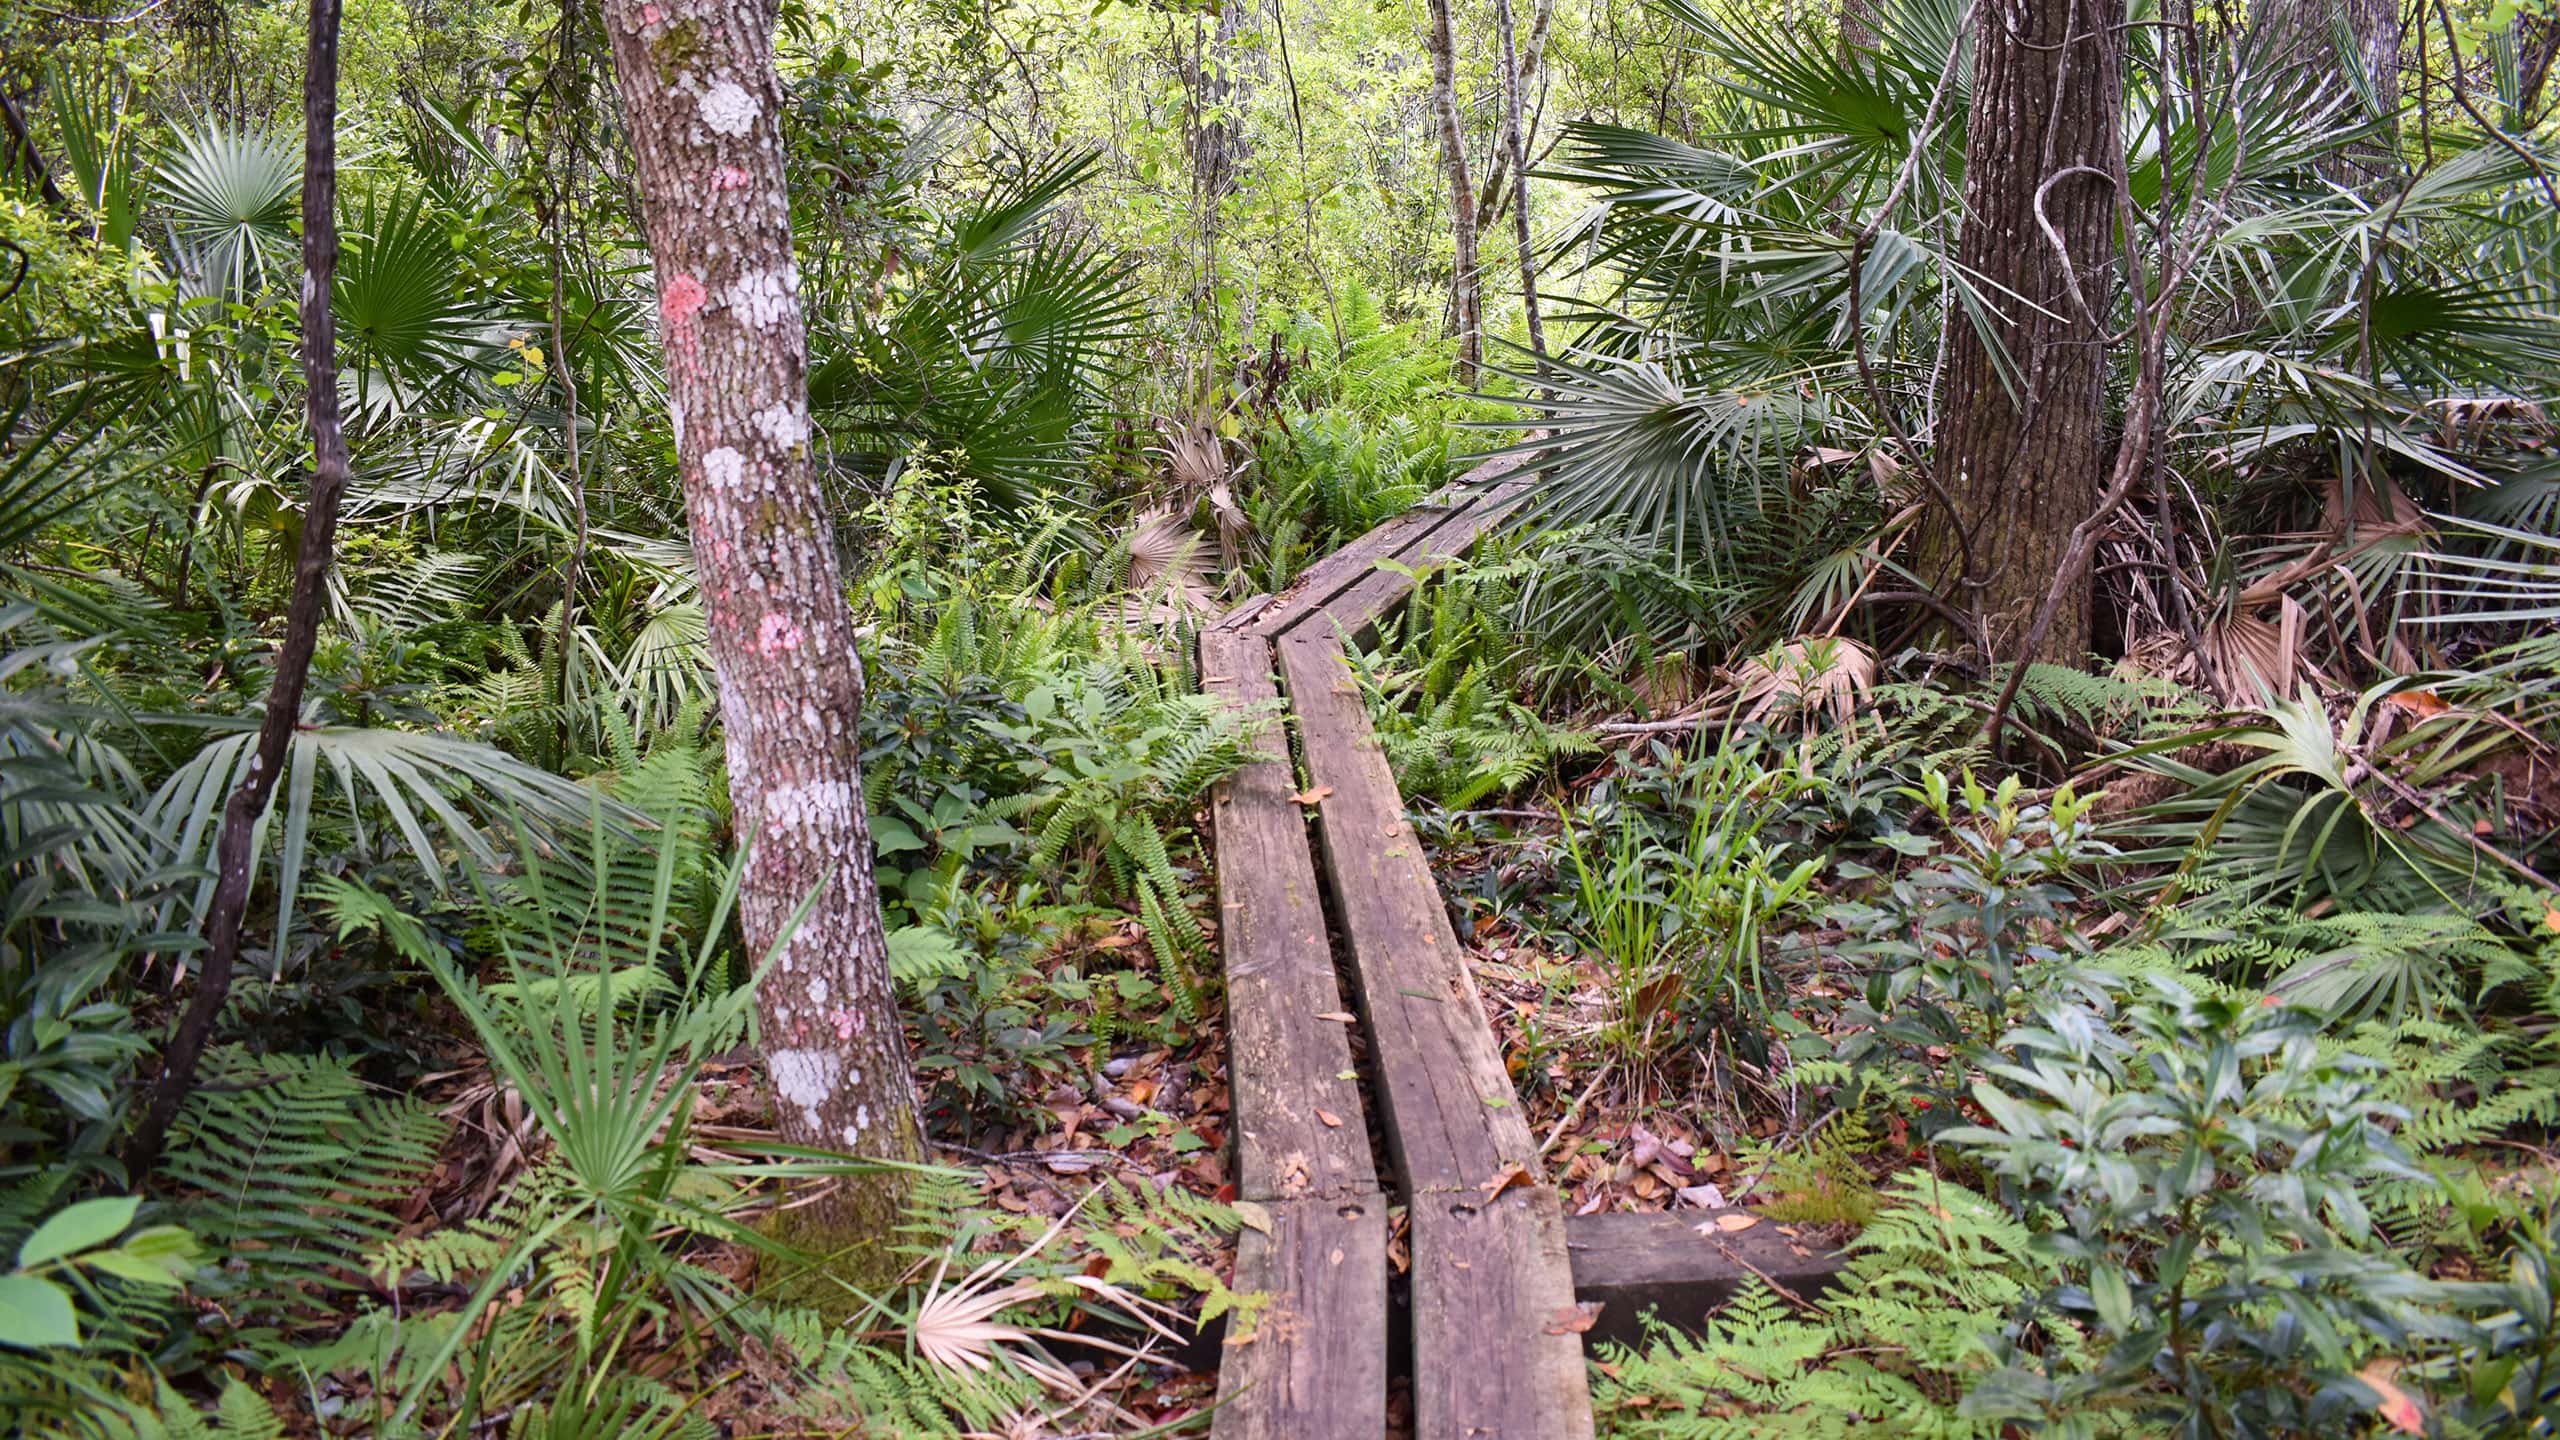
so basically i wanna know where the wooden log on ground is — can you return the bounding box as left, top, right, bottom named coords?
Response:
left=1212, top=1194, right=1391, bottom=1440
left=1201, top=628, right=1375, bottom=1203
left=1273, top=628, right=1536, bottom=1193
left=1563, top=1209, right=1849, bottom=1351
left=1409, top=1186, right=1596, bottom=1439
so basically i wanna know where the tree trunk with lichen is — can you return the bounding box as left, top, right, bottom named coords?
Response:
left=1927, top=0, right=2124, bottom=665
left=597, top=0, right=921, bottom=1269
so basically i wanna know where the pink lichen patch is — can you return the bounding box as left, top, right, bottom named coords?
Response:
left=713, top=164, right=752, bottom=190
left=659, top=274, right=710, bottom=381
left=660, top=271, right=707, bottom=328
left=756, top=612, right=806, bottom=655
left=641, top=2, right=661, bottom=23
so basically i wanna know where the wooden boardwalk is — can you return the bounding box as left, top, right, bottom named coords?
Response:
left=1204, top=454, right=1594, bottom=1439
left=1200, top=454, right=1841, bottom=1437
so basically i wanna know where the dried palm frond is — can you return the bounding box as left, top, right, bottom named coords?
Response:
left=2201, top=596, right=2316, bottom=707
left=912, top=1275, right=1044, bottom=1375
left=1725, top=636, right=1877, bottom=728
left=1113, top=507, right=1220, bottom=626
left=1151, top=418, right=1231, bottom=496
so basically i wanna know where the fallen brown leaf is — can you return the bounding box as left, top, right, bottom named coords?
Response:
left=1544, top=1301, right=1605, bottom=1335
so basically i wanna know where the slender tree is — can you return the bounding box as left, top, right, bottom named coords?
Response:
left=1495, top=0, right=1547, bottom=360
left=1928, top=0, right=2126, bottom=665
left=1473, top=0, right=1553, bottom=232
left=597, top=0, right=922, bottom=1252
left=1426, top=0, right=1483, bottom=380
left=124, top=0, right=353, bottom=1183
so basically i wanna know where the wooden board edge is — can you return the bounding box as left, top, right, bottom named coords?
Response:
left=1562, top=1209, right=1850, bottom=1352
left=1409, top=1186, right=1595, bottom=1440
left=1210, top=1194, right=1391, bottom=1440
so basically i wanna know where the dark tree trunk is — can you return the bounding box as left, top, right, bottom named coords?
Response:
left=125, top=0, right=352, bottom=1183
left=1426, top=0, right=1483, bottom=381
left=597, top=0, right=922, bottom=1252
left=2513, top=6, right=2558, bottom=121
left=1929, top=0, right=2126, bottom=665
left=2346, top=0, right=2403, bottom=116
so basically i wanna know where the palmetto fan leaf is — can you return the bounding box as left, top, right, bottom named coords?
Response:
left=0, top=389, right=128, bottom=554
left=1500, top=352, right=1826, bottom=571
left=1656, top=0, right=1963, bottom=175
left=808, top=149, right=1138, bottom=510
left=2329, top=279, right=2560, bottom=390
left=334, top=187, right=487, bottom=405
left=153, top=120, right=297, bottom=302
left=143, top=722, right=628, bottom=962
left=2408, top=511, right=2560, bottom=624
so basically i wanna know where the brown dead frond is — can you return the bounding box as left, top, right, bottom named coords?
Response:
left=1726, top=636, right=1878, bottom=729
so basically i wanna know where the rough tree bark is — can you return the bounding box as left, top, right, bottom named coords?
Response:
left=1840, top=0, right=1878, bottom=59
left=1426, top=0, right=1483, bottom=381
left=597, top=0, right=923, bottom=1251
left=1928, top=0, right=2126, bottom=665
left=2268, top=0, right=2401, bottom=179
left=125, top=0, right=352, bottom=1182
left=2522, top=6, right=2560, bottom=121
left=1495, top=0, right=1547, bottom=360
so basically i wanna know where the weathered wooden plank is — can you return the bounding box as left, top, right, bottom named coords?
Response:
left=1282, top=463, right=1541, bottom=641
left=1273, top=629, right=1535, bottom=1193
left=1202, top=628, right=1376, bottom=1202
left=1563, top=1210, right=1849, bottom=1351
left=1223, top=445, right=1545, bottom=637
left=1218, top=501, right=1458, bottom=635
left=1212, top=1195, right=1391, bottom=1440
left=1410, top=1187, right=1595, bottom=1439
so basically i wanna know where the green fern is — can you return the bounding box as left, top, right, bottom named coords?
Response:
left=162, top=1047, right=445, bottom=1317
left=83, top=1378, right=283, bottom=1440
left=1591, top=1175, right=2052, bottom=1438
left=990, top=660, right=1265, bottom=1019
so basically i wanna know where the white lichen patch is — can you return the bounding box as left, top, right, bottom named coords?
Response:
left=703, top=446, right=745, bottom=490
left=755, top=611, right=806, bottom=654
left=725, top=268, right=795, bottom=331
left=762, top=779, right=855, bottom=835
left=753, top=401, right=809, bottom=449
left=770, top=1048, right=840, bottom=1126
left=697, top=81, right=759, bottom=138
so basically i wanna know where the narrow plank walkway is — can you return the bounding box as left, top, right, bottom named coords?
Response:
left=1205, top=453, right=1594, bottom=1439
